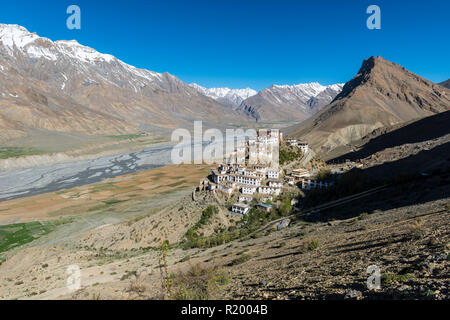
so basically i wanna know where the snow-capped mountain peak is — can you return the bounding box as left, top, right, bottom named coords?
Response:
left=0, top=24, right=40, bottom=48
left=55, top=39, right=116, bottom=63
left=266, top=82, right=344, bottom=103
left=0, top=23, right=118, bottom=64
left=190, top=83, right=257, bottom=107
left=236, top=82, right=344, bottom=121
left=0, top=23, right=171, bottom=91
left=0, top=24, right=246, bottom=142
left=267, top=82, right=329, bottom=103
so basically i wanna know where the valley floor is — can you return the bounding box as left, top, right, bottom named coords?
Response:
left=0, top=164, right=448, bottom=300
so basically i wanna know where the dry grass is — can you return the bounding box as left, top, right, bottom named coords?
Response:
left=127, top=272, right=146, bottom=295
left=407, top=219, right=426, bottom=239
left=304, top=239, right=321, bottom=251
left=168, top=264, right=230, bottom=300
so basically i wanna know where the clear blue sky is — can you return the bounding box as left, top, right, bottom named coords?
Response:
left=0, top=0, right=448, bottom=90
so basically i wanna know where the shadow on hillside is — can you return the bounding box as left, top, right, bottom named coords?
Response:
left=331, top=235, right=410, bottom=254
left=258, top=281, right=433, bottom=300
left=303, top=143, right=450, bottom=223
left=329, top=110, right=450, bottom=163
left=361, top=141, right=450, bottom=179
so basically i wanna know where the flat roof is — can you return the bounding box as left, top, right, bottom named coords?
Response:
left=231, top=174, right=262, bottom=180
left=232, top=203, right=250, bottom=208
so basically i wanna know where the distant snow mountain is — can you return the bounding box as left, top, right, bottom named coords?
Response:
left=0, top=23, right=345, bottom=143
left=306, top=84, right=344, bottom=114
left=190, top=83, right=257, bottom=108
left=237, top=82, right=344, bottom=122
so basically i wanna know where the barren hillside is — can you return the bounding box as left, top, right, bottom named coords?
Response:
left=288, top=56, right=450, bottom=155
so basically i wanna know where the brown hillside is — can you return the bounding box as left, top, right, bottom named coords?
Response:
left=289, top=56, right=450, bottom=155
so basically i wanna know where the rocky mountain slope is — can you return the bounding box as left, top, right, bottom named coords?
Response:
left=236, top=82, right=343, bottom=122
left=329, top=110, right=450, bottom=179
left=288, top=56, right=450, bottom=154
left=189, top=84, right=257, bottom=108
left=439, top=79, right=450, bottom=89
left=0, top=24, right=246, bottom=143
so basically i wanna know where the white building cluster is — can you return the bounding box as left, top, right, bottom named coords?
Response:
left=210, top=163, right=283, bottom=198
left=286, top=139, right=309, bottom=153
left=195, top=129, right=341, bottom=217
left=283, top=167, right=334, bottom=191
left=206, top=129, right=286, bottom=214
left=228, top=129, right=282, bottom=166
left=301, top=179, right=334, bottom=190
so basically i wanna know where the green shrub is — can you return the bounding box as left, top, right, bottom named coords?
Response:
left=186, top=206, right=218, bottom=241
left=407, top=219, right=426, bottom=240
left=228, top=254, right=252, bottom=266
left=305, top=239, right=320, bottom=251
left=316, top=168, right=333, bottom=182
left=0, top=147, right=45, bottom=159
left=279, top=147, right=303, bottom=165
left=171, top=265, right=230, bottom=300
left=381, top=273, right=414, bottom=287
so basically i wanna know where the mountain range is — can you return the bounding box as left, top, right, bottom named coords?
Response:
left=288, top=56, right=450, bottom=155
left=0, top=23, right=345, bottom=144
left=189, top=84, right=257, bottom=108
left=191, top=82, right=344, bottom=122
left=0, top=23, right=448, bottom=159
left=0, top=24, right=247, bottom=143
left=236, top=82, right=344, bottom=122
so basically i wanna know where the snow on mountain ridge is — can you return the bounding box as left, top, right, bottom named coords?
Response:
left=259, top=82, right=344, bottom=107
left=0, top=24, right=40, bottom=49
left=0, top=24, right=163, bottom=79
left=190, top=83, right=257, bottom=107
left=55, top=40, right=116, bottom=63
left=191, top=81, right=344, bottom=110
left=236, top=82, right=345, bottom=121
left=269, top=82, right=326, bottom=100
left=0, top=23, right=169, bottom=90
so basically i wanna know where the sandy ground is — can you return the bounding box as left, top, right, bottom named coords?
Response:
left=1, top=191, right=447, bottom=300
left=0, top=164, right=210, bottom=225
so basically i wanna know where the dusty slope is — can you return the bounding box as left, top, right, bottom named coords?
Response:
left=288, top=56, right=450, bottom=155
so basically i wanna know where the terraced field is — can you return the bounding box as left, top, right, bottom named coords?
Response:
left=0, top=164, right=211, bottom=254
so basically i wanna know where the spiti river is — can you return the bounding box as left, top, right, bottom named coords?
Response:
left=0, top=137, right=233, bottom=202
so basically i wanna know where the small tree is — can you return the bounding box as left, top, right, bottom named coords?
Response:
left=159, top=240, right=172, bottom=299
left=278, top=195, right=293, bottom=216
left=316, top=168, right=333, bottom=182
